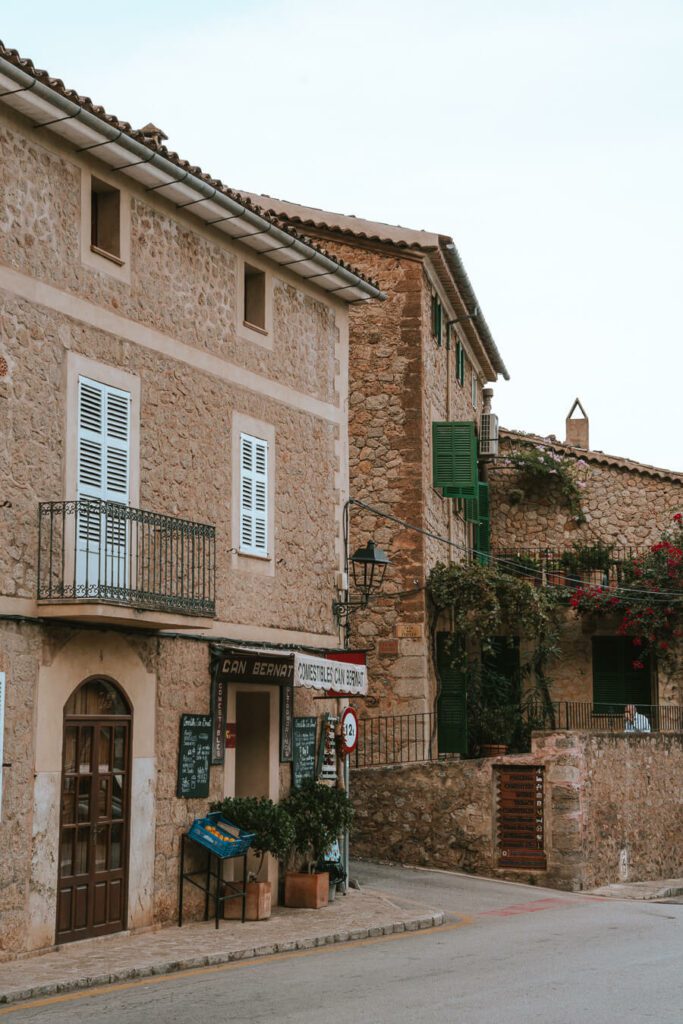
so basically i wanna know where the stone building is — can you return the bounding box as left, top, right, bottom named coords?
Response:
left=0, top=44, right=381, bottom=958
left=488, top=404, right=683, bottom=713
left=237, top=193, right=510, bottom=745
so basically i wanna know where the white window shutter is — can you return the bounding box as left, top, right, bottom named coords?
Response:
left=77, top=376, right=131, bottom=504
left=240, top=433, right=268, bottom=556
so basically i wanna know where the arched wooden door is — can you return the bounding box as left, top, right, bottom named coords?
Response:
left=57, top=677, right=131, bottom=943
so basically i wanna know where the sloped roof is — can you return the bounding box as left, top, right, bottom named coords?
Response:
left=238, top=192, right=510, bottom=382
left=0, top=41, right=383, bottom=303
left=501, top=428, right=683, bottom=484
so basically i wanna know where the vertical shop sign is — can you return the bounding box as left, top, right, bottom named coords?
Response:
left=210, top=668, right=226, bottom=765
left=317, top=714, right=338, bottom=782
left=280, top=685, right=294, bottom=762
left=0, top=672, right=5, bottom=822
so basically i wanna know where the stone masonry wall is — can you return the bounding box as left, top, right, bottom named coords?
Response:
left=0, top=115, right=338, bottom=404
left=489, top=434, right=683, bottom=552
left=351, top=731, right=683, bottom=891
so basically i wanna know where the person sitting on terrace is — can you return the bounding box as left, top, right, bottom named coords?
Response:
left=624, top=704, right=651, bottom=733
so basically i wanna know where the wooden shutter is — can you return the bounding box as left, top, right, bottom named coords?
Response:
left=432, top=294, right=442, bottom=345
left=77, top=377, right=130, bottom=504
left=240, top=433, right=268, bottom=556
left=455, top=341, right=465, bottom=385
left=433, top=421, right=478, bottom=497
left=436, top=632, right=468, bottom=754
left=592, top=637, right=652, bottom=712
left=476, top=482, right=490, bottom=563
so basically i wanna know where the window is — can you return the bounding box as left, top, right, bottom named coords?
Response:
left=432, top=421, right=478, bottom=497
left=90, top=177, right=121, bottom=262
left=431, top=293, right=442, bottom=346
left=244, top=264, right=266, bottom=331
left=455, top=340, right=465, bottom=385
left=592, top=637, right=652, bottom=713
left=77, top=376, right=131, bottom=505
left=239, top=432, right=268, bottom=557
left=472, top=371, right=478, bottom=409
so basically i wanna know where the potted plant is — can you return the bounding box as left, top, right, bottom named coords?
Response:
left=210, top=796, right=295, bottom=920
left=281, top=780, right=354, bottom=909
left=560, top=541, right=613, bottom=586
left=467, top=667, right=523, bottom=756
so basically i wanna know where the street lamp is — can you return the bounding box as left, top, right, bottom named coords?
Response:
left=334, top=539, right=390, bottom=626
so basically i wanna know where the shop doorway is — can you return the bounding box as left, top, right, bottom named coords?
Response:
left=57, top=677, right=131, bottom=944
left=235, top=691, right=271, bottom=798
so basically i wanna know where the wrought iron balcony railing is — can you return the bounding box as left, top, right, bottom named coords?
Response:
left=488, top=546, right=637, bottom=589
left=38, top=499, right=216, bottom=617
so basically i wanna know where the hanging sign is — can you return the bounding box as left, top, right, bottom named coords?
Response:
left=340, top=707, right=359, bottom=755
left=210, top=669, right=226, bottom=765
left=292, top=716, right=317, bottom=788
left=177, top=714, right=212, bottom=799
left=280, top=685, right=294, bottom=762
left=294, top=654, right=367, bottom=696
left=317, top=714, right=338, bottom=781
left=0, top=672, right=5, bottom=822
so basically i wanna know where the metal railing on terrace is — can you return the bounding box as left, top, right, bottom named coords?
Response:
left=351, top=712, right=436, bottom=768
left=524, top=700, right=683, bottom=734
left=352, top=702, right=682, bottom=768
left=489, top=546, right=637, bottom=588
left=38, top=499, right=216, bottom=617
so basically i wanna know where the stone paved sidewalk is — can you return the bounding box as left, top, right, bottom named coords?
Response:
left=0, top=889, right=445, bottom=1005
left=588, top=877, right=683, bottom=900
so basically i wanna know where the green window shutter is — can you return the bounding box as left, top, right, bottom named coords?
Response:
left=433, top=421, right=478, bottom=497
left=592, top=637, right=652, bottom=713
left=455, top=341, right=465, bottom=385
left=433, top=297, right=442, bottom=346
left=464, top=495, right=479, bottom=522
left=436, top=632, right=468, bottom=754
left=476, top=482, right=490, bottom=563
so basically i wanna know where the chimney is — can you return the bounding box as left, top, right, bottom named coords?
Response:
left=565, top=398, right=589, bottom=450
left=138, top=123, right=168, bottom=147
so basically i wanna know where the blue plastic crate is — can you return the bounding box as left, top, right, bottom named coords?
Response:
left=188, top=813, right=256, bottom=860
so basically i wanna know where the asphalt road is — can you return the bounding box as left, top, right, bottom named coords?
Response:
left=3, top=862, right=681, bottom=1024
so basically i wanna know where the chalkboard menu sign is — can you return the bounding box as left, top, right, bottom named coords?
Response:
left=496, top=765, right=546, bottom=869
left=177, top=714, right=213, bottom=798
left=292, top=716, right=317, bottom=788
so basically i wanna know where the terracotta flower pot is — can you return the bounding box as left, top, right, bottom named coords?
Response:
left=284, top=871, right=329, bottom=909
left=224, top=880, right=272, bottom=921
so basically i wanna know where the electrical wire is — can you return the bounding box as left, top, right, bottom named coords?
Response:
left=347, top=497, right=683, bottom=603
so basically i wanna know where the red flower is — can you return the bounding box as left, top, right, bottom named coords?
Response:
left=632, top=637, right=643, bottom=646
left=632, top=660, right=645, bottom=670
left=674, top=513, right=682, bottom=522
left=659, top=641, right=669, bottom=650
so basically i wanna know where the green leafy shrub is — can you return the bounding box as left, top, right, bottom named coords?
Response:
left=210, top=796, right=295, bottom=877
left=282, top=780, right=354, bottom=870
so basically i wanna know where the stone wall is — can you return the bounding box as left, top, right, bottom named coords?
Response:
left=489, top=433, right=683, bottom=551
left=351, top=731, right=683, bottom=891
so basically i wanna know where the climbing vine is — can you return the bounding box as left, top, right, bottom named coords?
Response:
left=502, top=442, right=587, bottom=523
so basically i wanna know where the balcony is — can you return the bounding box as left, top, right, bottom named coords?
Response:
left=488, top=546, right=636, bottom=589
left=37, top=499, right=216, bottom=630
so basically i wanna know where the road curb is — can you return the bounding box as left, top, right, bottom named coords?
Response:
left=0, top=911, right=445, bottom=1006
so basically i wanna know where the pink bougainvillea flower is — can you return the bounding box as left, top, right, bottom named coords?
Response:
left=673, top=513, right=682, bottom=522
left=632, top=660, right=645, bottom=670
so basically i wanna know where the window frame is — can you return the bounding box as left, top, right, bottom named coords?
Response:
left=80, top=169, right=131, bottom=283
left=237, top=259, right=273, bottom=348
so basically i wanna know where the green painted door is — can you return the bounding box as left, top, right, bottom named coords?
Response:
left=436, top=632, right=468, bottom=754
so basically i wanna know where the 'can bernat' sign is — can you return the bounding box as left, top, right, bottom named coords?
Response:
left=216, top=651, right=294, bottom=685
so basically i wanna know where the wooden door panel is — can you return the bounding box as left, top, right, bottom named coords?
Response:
left=57, top=712, right=130, bottom=944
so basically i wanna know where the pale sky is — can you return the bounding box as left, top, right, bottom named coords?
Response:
left=3, top=1, right=682, bottom=468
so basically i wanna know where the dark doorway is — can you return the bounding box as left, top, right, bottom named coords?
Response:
left=57, top=677, right=131, bottom=944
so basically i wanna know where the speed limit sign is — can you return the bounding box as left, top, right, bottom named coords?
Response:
left=340, top=707, right=358, bottom=754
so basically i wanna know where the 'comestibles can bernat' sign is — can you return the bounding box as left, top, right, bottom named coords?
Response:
left=294, top=654, right=367, bottom=696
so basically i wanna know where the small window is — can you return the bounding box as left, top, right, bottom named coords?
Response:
left=472, top=371, right=478, bottom=409
left=244, top=264, right=266, bottom=331
left=90, top=177, right=121, bottom=262
left=431, top=293, right=442, bottom=346
left=240, top=432, right=268, bottom=557
left=455, top=340, right=465, bottom=385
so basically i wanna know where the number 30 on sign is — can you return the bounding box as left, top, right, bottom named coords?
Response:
left=340, top=707, right=358, bottom=755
